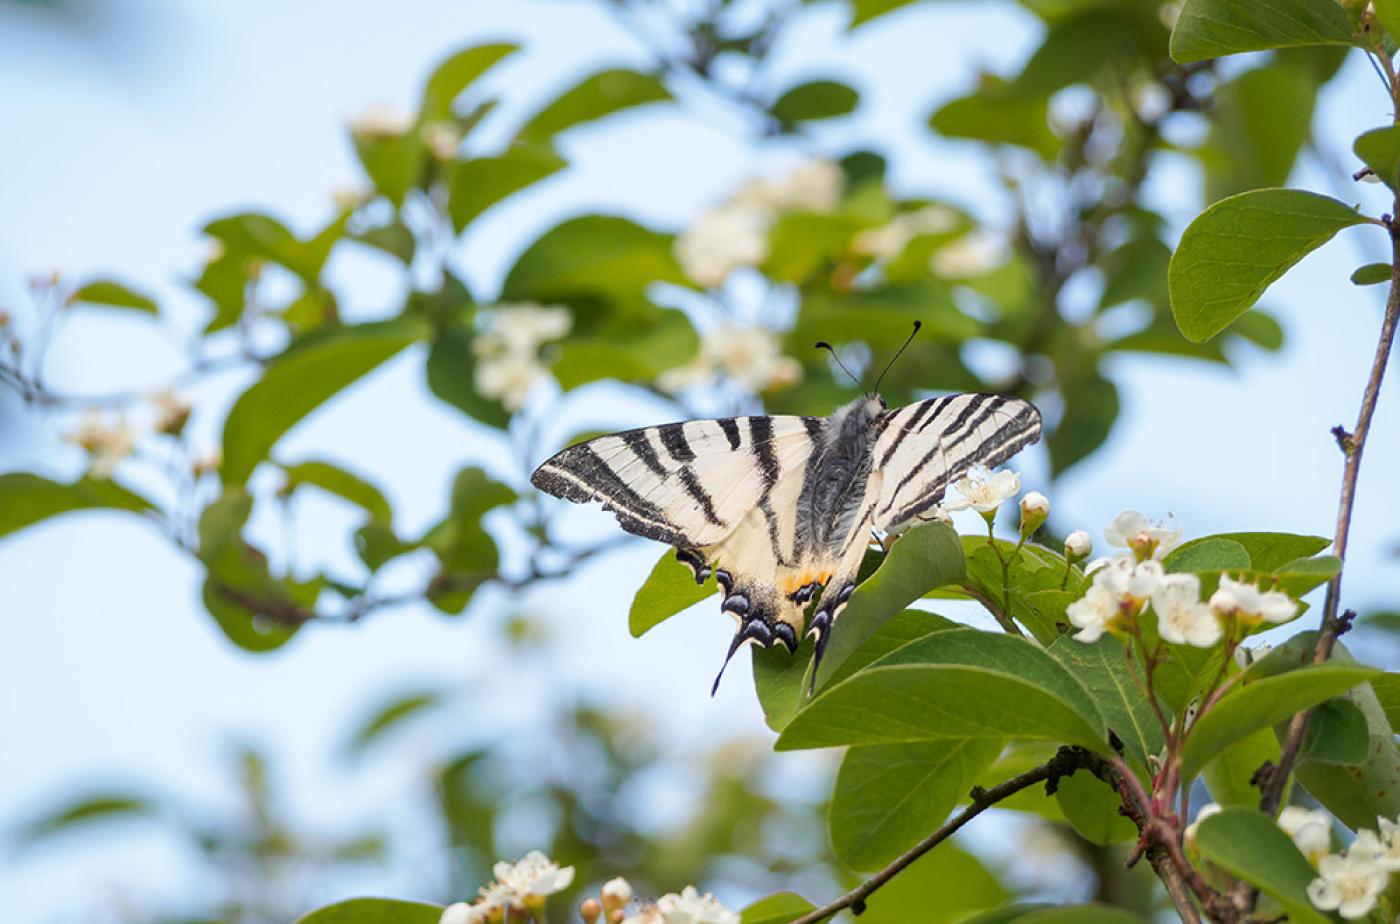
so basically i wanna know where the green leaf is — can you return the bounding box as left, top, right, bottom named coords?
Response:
left=514, top=68, right=669, bottom=143
left=1016, top=907, right=1148, bottom=924
left=352, top=131, right=425, bottom=209
left=812, top=522, right=966, bottom=691
left=1202, top=62, right=1318, bottom=202
left=771, top=79, right=859, bottom=123
left=1352, top=262, right=1391, bottom=285
left=1202, top=727, right=1279, bottom=805
left=1169, top=189, right=1367, bottom=343
left=447, top=145, right=566, bottom=233
left=776, top=628, right=1107, bottom=752
left=1355, top=125, right=1400, bottom=192
left=1292, top=649, right=1400, bottom=830
left=1169, top=0, right=1357, bottom=63
left=352, top=222, right=416, bottom=265
left=741, top=893, right=816, bottom=924
left=1013, top=11, right=1143, bottom=97
left=1295, top=697, right=1369, bottom=765
left=854, top=841, right=1008, bottom=924
left=830, top=738, right=1003, bottom=870
left=1194, top=807, right=1329, bottom=924
left=294, top=898, right=443, bottom=924
left=1047, top=636, right=1164, bottom=772
left=501, top=215, right=686, bottom=317
left=1180, top=662, right=1380, bottom=781
left=16, top=792, right=157, bottom=844
left=1054, top=767, right=1138, bottom=846
left=68, top=279, right=158, bottom=315
left=281, top=459, right=393, bottom=524
left=929, top=80, right=1059, bottom=160
left=1172, top=531, right=1330, bottom=572
left=222, top=324, right=422, bottom=484
left=957, top=906, right=1056, bottom=924
left=204, top=212, right=329, bottom=283
left=630, top=552, right=716, bottom=637
left=1046, top=365, right=1118, bottom=475
left=344, top=689, right=447, bottom=759
left=0, top=474, right=155, bottom=542
left=425, top=322, right=511, bottom=430
left=1163, top=537, right=1251, bottom=572
left=1372, top=672, right=1400, bottom=729
left=198, top=491, right=302, bottom=652
left=419, top=43, right=518, bottom=122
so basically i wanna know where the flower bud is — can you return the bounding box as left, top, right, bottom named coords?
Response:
left=1064, top=529, right=1092, bottom=562
left=439, top=903, right=474, bottom=924
left=579, top=898, right=602, bottom=924
left=1019, top=491, right=1049, bottom=535
left=600, top=877, right=632, bottom=913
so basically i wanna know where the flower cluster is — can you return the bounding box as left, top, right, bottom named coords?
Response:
left=674, top=159, right=844, bottom=288
left=472, top=303, right=572, bottom=411
left=852, top=205, right=959, bottom=262
left=572, top=875, right=738, bottom=924
left=64, top=410, right=136, bottom=478
left=439, top=850, right=576, bottom=924
left=657, top=325, right=801, bottom=394
left=1066, top=510, right=1298, bottom=648
left=1304, top=812, right=1400, bottom=919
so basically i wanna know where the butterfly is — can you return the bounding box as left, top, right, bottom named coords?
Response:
left=530, top=334, right=1042, bottom=694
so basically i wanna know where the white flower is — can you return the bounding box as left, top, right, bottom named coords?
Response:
left=1151, top=573, right=1221, bottom=648
left=474, top=351, right=547, bottom=412
left=151, top=389, right=190, bottom=436
left=769, top=159, right=844, bottom=212
left=438, top=902, right=483, bottom=924
left=601, top=876, right=633, bottom=912
left=1279, top=807, right=1333, bottom=865
left=1184, top=802, right=1222, bottom=851
left=1103, top=510, right=1182, bottom=560
left=478, top=303, right=572, bottom=355
left=1352, top=818, right=1400, bottom=872
left=944, top=466, right=1020, bottom=514
left=491, top=849, right=575, bottom=898
left=655, top=886, right=740, bottom=924
left=351, top=103, right=413, bottom=137
left=1307, top=850, right=1388, bottom=919
left=622, top=910, right=664, bottom=924
left=852, top=204, right=958, bottom=261
left=65, top=410, right=136, bottom=478
left=1068, top=558, right=1162, bottom=643
left=930, top=232, right=1003, bottom=278
left=1065, top=530, right=1093, bottom=560
left=658, top=325, right=801, bottom=394
left=674, top=204, right=769, bottom=288
left=1210, top=575, right=1298, bottom=625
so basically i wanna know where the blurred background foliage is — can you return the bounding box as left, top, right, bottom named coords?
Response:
left=0, top=0, right=1380, bottom=920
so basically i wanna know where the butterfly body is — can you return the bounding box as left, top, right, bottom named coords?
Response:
left=530, top=392, right=1041, bottom=690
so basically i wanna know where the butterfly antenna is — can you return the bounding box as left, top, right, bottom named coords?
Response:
left=872, top=320, right=922, bottom=394
left=712, top=631, right=746, bottom=697
left=814, top=341, right=868, bottom=397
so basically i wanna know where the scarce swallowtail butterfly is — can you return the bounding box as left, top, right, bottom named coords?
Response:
left=530, top=327, right=1042, bottom=694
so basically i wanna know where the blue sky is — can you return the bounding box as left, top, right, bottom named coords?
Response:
left=2, top=1, right=1398, bottom=920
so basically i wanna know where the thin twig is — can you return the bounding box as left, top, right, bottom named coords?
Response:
left=788, top=748, right=1093, bottom=924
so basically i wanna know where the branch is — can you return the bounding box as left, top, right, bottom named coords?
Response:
left=1260, top=216, right=1400, bottom=816
left=788, top=748, right=1093, bottom=924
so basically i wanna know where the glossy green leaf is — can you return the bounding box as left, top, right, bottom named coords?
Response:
left=1355, top=125, right=1400, bottom=192
left=1046, top=365, right=1118, bottom=475
left=771, top=79, right=859, bottom=123
left=294, top=898, right=443, bottom=924
left=1047, top=636, right=1164, bottom=772
left=448, top=145, right=566, bottom=233
left=777, top=629, right=1106, bottom=752
left=854, top=841, right=1008, bottom=924
left=68, top=279, right=158, bottom=315
left=344, top=689, right=447, bottom=759
left=281, top=459, right=393, bottom=524
left=419, top=43, right=518, bottom=122
left=848, top=0, right=916, bottom=27
left=353, top=222, right=416, bottom=264
left=1013, top=11, right=1142, bottom=97
left=1054, top=768, right=1137, bottom=846
left=741, top=892, right=816, bottom=924
left=1194, top=807, right=1329, bottom=924
left=1181, top=662, right=1380, bottom=781
left=1352, top=262, right=1391, bottom=285
left=1016, top=907, right=1148, bottom=924
left=1163, top=537, right=1250, bottom=572
left=1170, top=0, right=1357, bottom=63
left=831, top=737, right=1003, bottom=870
left=198, top=491, right=302, bottom=652
left=957, top=906, right=1056, bottom=924
left=1372, top=672, right=1400, bottom=729
left=222, top=324, right=421, bottom=484
left=425, top=322, right=511, bottom=430
left=812, top=522, right=965, bottom=691
left=514, top=68, right=669, bottom=143
left=204, top=212, right=327, bottom=283
left=1203, top=727, right=1279, bottom=805
left=1295, top=697, right=1369, bottom=766
left=1169, top=189, right=1367, bottom=342
left=629, top=551, right=715, bottom=637
left=16, top=792, right=157, bottom=844
left=1171, top=531, right=1329, bottom=572
left=352, top=131, right=425, bottom=209
left=0, top=474, right=155, bottom=542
